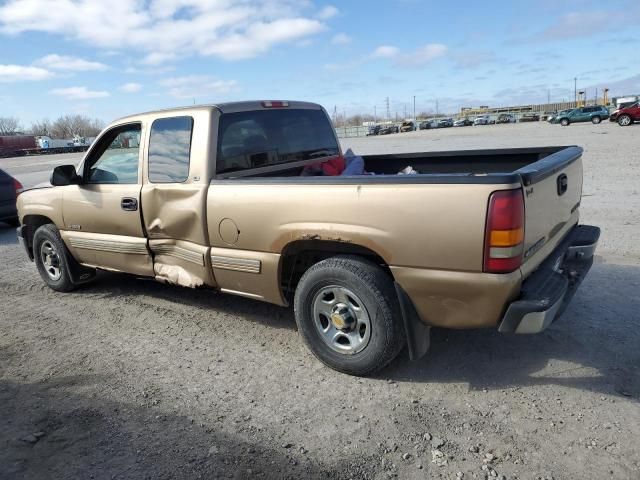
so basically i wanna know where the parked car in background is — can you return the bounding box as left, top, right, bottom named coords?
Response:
left=547, top=109, right=572, bottom=123
left=437, top=118, right=454, bottom=128
left=519, top=113, right=540, bottom=122
left=418, top=120, right=433, bottom=130
left=551, top=106, right=609, bottom=126
left=379, top=124, right=400, bottom=135
left=400, top=121, right=415, bottom=132
left=473, top=115, right=490, bottom=125
left=453, top=118, right=473, bottom=127
left=0, top=169, right=22, bottom=227
left=609, top=103, right=640, bottom=126
left=366, top=125, right=382, bottom=136
left=497, top=114, right=516, bottom=124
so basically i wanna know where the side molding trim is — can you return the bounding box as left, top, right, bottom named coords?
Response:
left=211, top=255, right=261, bottom=274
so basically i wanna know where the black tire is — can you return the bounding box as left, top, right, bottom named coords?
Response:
left=591, top=116, right=601, bottom=124
left=618, top=114, right=632, bottom=127
left=294, top=256, right=405, bottom=376
left=33, top=224, right=76, bottom=292
left=560, top=118, right=570, bottom=126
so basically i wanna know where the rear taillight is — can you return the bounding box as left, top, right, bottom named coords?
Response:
left=261, top=100, right=289, bottom=108
left=483, top=189, right=525, bottom=273
left=13, top=178, right=23, bottom=196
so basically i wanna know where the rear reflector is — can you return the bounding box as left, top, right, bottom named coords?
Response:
left=261, top=100, right=289, bottom=108
left=484, top=189, right=525, bottom=273
left=13, top=178, right=23, bottom=196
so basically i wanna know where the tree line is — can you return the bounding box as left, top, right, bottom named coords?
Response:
left=0, top=115, right=104, bottom=138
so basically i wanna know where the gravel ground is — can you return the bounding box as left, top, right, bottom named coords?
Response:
left=1, top=121, right=639, bottom=479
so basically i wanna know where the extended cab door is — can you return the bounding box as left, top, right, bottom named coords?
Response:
left=140, top=112, right=215, bottom=287
left=60, top=122, right=153, bottom=276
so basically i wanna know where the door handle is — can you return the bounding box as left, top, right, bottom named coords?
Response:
left=121, top=197, right=138, bottom=211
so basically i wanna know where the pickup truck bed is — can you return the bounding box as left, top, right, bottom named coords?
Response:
left=16, top=101, right=599, bottom=375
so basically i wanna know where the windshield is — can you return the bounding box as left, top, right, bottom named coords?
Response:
left=216, top=108, right=339, bottom=175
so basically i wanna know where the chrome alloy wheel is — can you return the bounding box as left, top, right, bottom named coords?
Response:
left=619, top=115, right=632, bottom=126
left=312, top=285, right=371, bottom=354
left=40, top=240, right=62, bottom=281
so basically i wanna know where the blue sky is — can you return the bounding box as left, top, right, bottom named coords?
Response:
left=1, top=0, right=639, bottom=126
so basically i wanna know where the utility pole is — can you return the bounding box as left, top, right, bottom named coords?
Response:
left=574, top=77, right=577, bottom=107
left=595, top=87, right=598, bottom=105
left=386, top=97, right=390, bottom=120
left=435, top=98, right=439, bottom=116
left=547, top=89, right=551, bottom=105
left=333, top=105, right=337, bottom=125
left=374, top=106, right=377, bottom=123
left=413, top=95, right=416, bottom=121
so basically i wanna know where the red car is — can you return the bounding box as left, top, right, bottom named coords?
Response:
left=610, top=103, right=640, bottom=126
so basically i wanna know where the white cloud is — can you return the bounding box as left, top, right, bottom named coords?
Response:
left=120, top=82, right=142, bottom=93
left=202, top=18, right=325, bottom=60
left=317, top=5, right=338, bottom=20
left=159, top=75, right=239, bottom=99
left=50, top=86, right=109, bottom=99
left=36, top=54, right=108, bottom=71
left=142, top=52, right=177, bottom=66
left=0, top=0, right=332, bottom=63
left=331, top=33, right=351, bottom=45
left=399, top=43, right=448, bottom=66
left=0, top=64, right=52, bottom=82
left=371, top=45, right=400, bottom=58
left=371, top=43, right=448, bottom=66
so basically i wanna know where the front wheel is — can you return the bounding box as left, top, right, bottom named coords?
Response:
left=33, top=224, right=76, bottom=292
left=294, top=256, right=405, bottom=376
left=591, top=116, right=601, bottom=124
left=618, top=114, right=632, bottom=126
left=560, top=118, right=570, bottom=126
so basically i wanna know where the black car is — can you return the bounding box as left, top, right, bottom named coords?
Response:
left=0, top=168, right=22, bottom=227
left=519, top=113, right=540, bottom=122
left=366, top=125, right=382, bottom=136
left=437, top=118, right=453, bottom=128
left=379, top=124, right=399, bottom=135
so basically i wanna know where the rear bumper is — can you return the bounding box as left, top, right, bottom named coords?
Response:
left=498, top=224, right=600, bottom=334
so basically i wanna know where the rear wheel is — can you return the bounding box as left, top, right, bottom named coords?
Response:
left=33, top=224, right=76, bottom=292
left=618, top=114, right=632, bottom=126
left=294, top=256, right=405, bottom=376
left=560, top=118, right=570, bottom=126
left=591, top=116, right=601, bottom=124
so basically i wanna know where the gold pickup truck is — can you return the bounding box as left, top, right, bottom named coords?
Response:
left=16, top=101, right=600, bottom=375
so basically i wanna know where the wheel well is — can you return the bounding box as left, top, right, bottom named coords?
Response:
left=22, top=215, right=54, bottom=257
left=280, top=240, right=391, bottom=300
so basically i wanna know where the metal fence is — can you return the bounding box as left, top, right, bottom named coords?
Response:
left=334, top=126, right=370, bottom=138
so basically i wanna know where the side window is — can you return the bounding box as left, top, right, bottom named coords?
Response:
left=86, top=124, right=141, bottom=184
left=148, top=116, right=193, bottom=183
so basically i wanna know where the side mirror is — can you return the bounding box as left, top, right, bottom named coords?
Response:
left=50, top=165, right=80, bottom=186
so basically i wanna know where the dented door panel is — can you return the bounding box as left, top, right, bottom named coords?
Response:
left=149, top=238, right=213, bottom=287
left=60, top=230, right=152, bottom=276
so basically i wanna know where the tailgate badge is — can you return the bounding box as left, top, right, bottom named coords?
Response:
left=557, top=174, right=568, bottom=196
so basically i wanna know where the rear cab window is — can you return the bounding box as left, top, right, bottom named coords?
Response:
left=216, top=108, right=339, bottom=177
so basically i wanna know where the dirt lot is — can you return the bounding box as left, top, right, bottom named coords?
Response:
left=1, top=121, right=639, bottom=479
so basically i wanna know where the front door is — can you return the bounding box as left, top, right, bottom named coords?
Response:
left=60, top=122, right=153, bottom=276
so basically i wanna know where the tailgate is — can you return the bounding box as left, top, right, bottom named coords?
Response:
left=516, top=147, right=583, bottom=275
